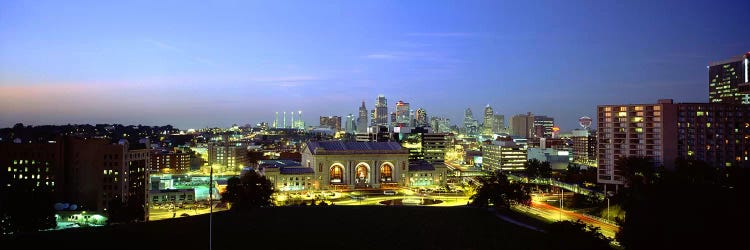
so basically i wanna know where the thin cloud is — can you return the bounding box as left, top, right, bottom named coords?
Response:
left=144, top=38, right=216, bottom=65
left=406, top=32, right=479, bottom=38
left=363, top=51, right=466, bottom=64
left=365, top=54, right=400, bottom=59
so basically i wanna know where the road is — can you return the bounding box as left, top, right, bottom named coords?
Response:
left=521, top=199, right=619, bottom=239
left=149, top=205, right=227, bottom=221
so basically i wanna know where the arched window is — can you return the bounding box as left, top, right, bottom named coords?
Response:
left=380, top=164, right=393, bottom=182
left=355, top=164, right=369, bottom=184
left=330, top=165, right=343, bottom=183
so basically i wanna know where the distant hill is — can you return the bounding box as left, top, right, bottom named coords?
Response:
left=3, top=206, right=550, bottom=250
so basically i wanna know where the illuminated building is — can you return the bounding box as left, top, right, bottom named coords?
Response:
left=528, top=148, right=570, bottom=170
left=597, top=99, right=750, bottom=193
left=150, top=150, right=191, bottom=174
left=673, top=103, right=750, bottom=168
left=463, top=108, right=479, bottom=137
left=301, top=141, right=409, bottom=190
left=493, top=114, right=505, bottom=134
left=415, top=108, right=428, bottom=127
left=257, top=160, right=315, bottom=192
left=423, top=133, right=451, bottom=164
left=395, top=100, right=411, bottom=127
left=481, top=138, right=527, bottom=171
left=345, top=113, right=356, bottom=134
left=708, top=52, right=750, bottom=104
left=407, top=160, right=449, bottom=187
left=398, top=127, right=450, bottom=164
left=430, top=117, right=451, bottom=133
left=483, top=104, right=494, bottom=136
left=533, top=115, right=554, bottom=138
left=597, top=100, right=675, bottom=191
left=357, top=101, right=368, bottom=133
left=207, top=143, right=247, bottom=172
left=319, top=116, right=342, bottom=132
left=571, top=129, right=597, bottom=166
left=297, top=111, right=305, bottom=129
left=0, top=137, right=151, bottom=219
left=510, top=112, right=535, bottom=138
left=149, top=188, right=195, bottom=205
left=372, top=95, right=389, bottom=127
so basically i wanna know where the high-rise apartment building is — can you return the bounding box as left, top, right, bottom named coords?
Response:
left=510, top=112, right=535, bottom=138
left=597, top=99, right=750, bottom=191
left=357, top=101, right=368, bottom=133
left=709, top=52, right=750, bottom=104
left=674, top=103, right=750, bottom=168
left=319, top=116, right=342, bottom=131
left=597, top=100, right=675, bottom=188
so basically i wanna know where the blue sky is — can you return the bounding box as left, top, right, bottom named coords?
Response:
left=1, top=0, right=749, bottom=131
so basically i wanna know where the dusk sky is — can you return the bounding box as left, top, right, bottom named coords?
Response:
left=1, top=0, right=749, bottom=131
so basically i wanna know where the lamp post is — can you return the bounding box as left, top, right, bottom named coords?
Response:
left=606, top=197, right=610, bottom=221
left=209, top=164, right=213, bottom=250
left=559, top=188, right=564, bottom=221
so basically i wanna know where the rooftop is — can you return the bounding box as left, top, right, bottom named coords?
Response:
left=258, top=160, right=301, bottom=168
left=306, top=141, right=406, bottom=154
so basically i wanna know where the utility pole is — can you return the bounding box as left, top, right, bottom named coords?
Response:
left=209, top=165, right=213, bottom=250
left=559, top=188, right=563, bottom=221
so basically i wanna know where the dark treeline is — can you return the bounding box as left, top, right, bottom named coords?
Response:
left=615, top=156, right=749, bottom=249
left=0, top=123, right=180, bottom=143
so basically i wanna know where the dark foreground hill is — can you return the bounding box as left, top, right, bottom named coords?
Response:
left=3, top=206, right=550, bottom=250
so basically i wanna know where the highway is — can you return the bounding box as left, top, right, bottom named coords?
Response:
left=519, top=197, right=619, bottom=239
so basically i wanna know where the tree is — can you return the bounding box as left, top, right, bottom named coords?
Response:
left=221, top=171, right=274, bottom=210
left=470, top=171, right=530, bottom=209
left=0, top=188, right=56, bottom=234
left=615, top=158, right=747, bottom=249
left=547, top=220, right=612, bottom=250
left=524, top=159, right=552, bottom=179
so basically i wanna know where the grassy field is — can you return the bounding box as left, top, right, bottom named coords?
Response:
left=3, top=206, right=551, bottom=249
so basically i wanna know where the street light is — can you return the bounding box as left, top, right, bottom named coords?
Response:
left=559, top=188, right=564, bottom=221
left=606, top=197, right=610, bottom=221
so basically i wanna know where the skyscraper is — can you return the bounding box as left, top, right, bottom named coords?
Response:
left=373, top=95, right=389, bottom=127
left=357, top=101, right=368, bottom=133
left=395, top=100, right=410, bottom=127
left=533, top=115, right=555, bottom=138
left=709, top=52, right=750, bottom=104
left=463, top=108, right=478, bottom=136
left=483, top=104, right=494, bottom=136
left=319, top=116, right=342, bottom=131
left=510, top=112, right=535, bottom=138
left=345, top=113, right=356, bottom=133
left=415, top=108, right=428, bottom=127
left=493, top=114, right=505, bottom=134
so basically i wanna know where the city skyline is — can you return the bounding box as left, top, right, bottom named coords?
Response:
left=2, top=1, right=750, bottom=131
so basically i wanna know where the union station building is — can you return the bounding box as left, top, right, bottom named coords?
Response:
left=273, top=141, right=449, bottom=191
